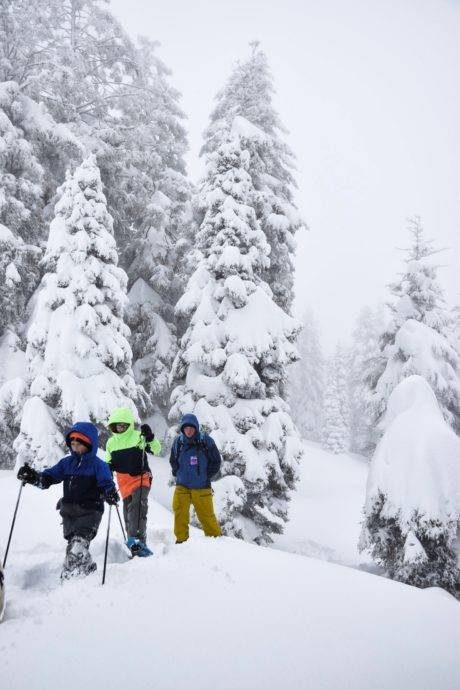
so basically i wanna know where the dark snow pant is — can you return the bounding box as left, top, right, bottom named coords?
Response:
left=59, top=503, right=102, bottom=579
left=123, top=485, right=150, bottom=543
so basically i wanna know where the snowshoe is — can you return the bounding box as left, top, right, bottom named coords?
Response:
left=61, top=536, right=97, bottom=580
left=126, top=537, right=153, bottom=558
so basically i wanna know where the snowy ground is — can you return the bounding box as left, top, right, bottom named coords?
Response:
left=1, top=444, right=459, bottom=690
left=273, top=441, right=372, bottom=568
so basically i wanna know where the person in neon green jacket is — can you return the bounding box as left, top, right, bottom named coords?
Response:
left=105, top=408, right=161, bottom=556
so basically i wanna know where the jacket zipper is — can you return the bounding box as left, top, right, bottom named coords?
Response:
left=68, top=457, right=83, bottom=495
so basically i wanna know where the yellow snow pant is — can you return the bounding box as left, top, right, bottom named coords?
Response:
left=173, top=485, right=222, bottom=542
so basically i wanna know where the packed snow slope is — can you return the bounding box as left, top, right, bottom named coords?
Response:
left=1, top=463, right=460, bottom=690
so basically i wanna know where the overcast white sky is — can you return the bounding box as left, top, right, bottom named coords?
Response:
left=111, top=0, right=460, bottom=351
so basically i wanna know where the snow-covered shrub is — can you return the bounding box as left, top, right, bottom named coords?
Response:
left=360, top=375, right=460, bottom=597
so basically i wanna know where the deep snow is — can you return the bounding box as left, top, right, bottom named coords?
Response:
left=1, top=444, right=459, bottom=690
left=273, top=441, right=370, bottom=567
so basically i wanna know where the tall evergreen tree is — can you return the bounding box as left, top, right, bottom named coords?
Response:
left=0, top=81, right=43, bottom=340
left=367, top=217, right=460, bottom=435
left=122, top=38, right=193, bottom=427
left=201, top=43, right=304, bottom=313
left=0, top=65, right=77, bottom=468
left=348, top=305, right=385, bottom=455
left=450, top=304, right=460, bottom=357
left=3, top=1, right=193, bottom=428
left=170, top=130, right=303, bottom=544
left=321, top=344, right=350, bottom=454
left=4, top=0, right=158, bottom=247
left=288, top=308, right=324, bottom=441
left=15, top=156, right=138, bottom=469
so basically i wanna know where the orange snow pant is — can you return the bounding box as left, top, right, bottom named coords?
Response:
left=172, top=485, right=222, bottom=542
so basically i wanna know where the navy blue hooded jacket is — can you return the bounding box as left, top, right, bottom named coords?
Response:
left=169, top=414, right=221, bottom=489
left=39, top=422, right=115, bottom=511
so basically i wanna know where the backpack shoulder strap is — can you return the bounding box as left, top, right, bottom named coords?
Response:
left=174, top=437, right=184, bottom=461
left=198, top=433, right=211, bottom=460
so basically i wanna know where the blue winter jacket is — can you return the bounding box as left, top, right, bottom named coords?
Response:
left=170, top=414, right=221, bottom=489
left=40, top=422, right=115, bottom=512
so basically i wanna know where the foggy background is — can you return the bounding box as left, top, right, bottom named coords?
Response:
left=110, top=0, right=460, bottom=350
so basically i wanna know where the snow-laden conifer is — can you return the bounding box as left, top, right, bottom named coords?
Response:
left=123, top=38, right=194, bottom=429
left=348, top=305, right=385, bottom=455
left=321, top=344, right=350, bottom=454
left=0, top=79, right=77, bottom=466
left=170, top=128, right=302, bottom=543
left=201, top=43, right=303, bottom=313
left=288, top=308, right=324, bottom=441
left=367, top=218, right=460, bottom=434
left=0, top=80, right=78, bottom=307
left=360, top=375, right=460, bottom=597
left=0, top=81, right=43, bottom=242
left=15, top=156, right=138, bottom=468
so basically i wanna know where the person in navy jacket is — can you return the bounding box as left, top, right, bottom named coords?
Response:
left=17, top=422, right=119, bottom=579
left=169, top=413, right=222, bottom=543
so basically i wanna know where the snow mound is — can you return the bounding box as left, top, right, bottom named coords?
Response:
left=366, top=375, right=460, bottom=527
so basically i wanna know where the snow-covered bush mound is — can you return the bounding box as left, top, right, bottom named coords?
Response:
left=360, top=375, right=460, bottom=596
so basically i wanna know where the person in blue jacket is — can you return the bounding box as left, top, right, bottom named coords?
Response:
left=17, top=422, right=119, bottom=579
left=169, top=413, right=222, bottom=543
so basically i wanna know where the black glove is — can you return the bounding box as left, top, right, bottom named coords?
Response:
left=17, top=464, right=40, bottom=486
left=105, top=488, right=120, bottom=506
left=140, top=424, right=154, bottom=443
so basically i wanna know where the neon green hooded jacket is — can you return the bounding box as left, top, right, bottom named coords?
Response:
left=105, top=408, right=161, bottom=498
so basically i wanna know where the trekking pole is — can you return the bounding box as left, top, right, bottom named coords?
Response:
left=115, top=504, right=126, bottom=542
left=3, top=480, right=26, bottom=568
left=136, top=434, right=147, bottom=540
left=102, top=505, right=112, bottom=586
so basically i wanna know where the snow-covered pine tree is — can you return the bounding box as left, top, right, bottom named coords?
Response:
left=321, top=344, right=350, bottom=454
left=0, top=53, right=78, bottom=467
left=288, top=308, right=324, bottom=441
left=450, top=304, right=460, bottom=358
left=0, top=77, right=79, bottom=327
left=0, top=223, right=37, bottom=468
left=367, top=217, right=460, bottom=435
left=201, top=43, right=304, bottom=313
left=0, top=81, right=48, bottom=468
left=2, top=1, right=193, bottom=437
left=15, top=156, right=138, bottom=469
left=122, top=38, right=194, bottom=430
left=5, top=0, right=141, bottom=247
left=0, top=82, right=43, bottom=332
left=0, top=1, right=82, bottom=212
left=360, top=375, right=460, bottom=597
left=170, top=127, right=303, bottom=544
left=348, top=305, right=385, bottom=455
